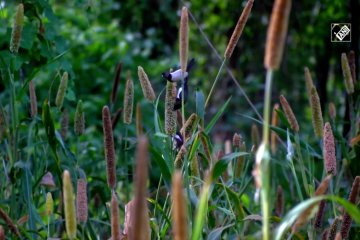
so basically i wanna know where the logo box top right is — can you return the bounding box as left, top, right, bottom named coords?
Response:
left=331, top=23, right=351, bottom=42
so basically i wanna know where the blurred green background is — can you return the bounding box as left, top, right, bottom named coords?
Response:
left=0, top=1, right=359, bottom=238
left=1, top=0, right=358, bottom=143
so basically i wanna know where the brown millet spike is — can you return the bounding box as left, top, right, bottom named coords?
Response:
left=348, top=50, right=357, bottom=85
left=138, top=66, right=156, bottom=102
left=76, top=179, right=88, bottom=223
left=180, top=113, right=198, bottom=141
left=123, top=72, right=134, bottom=125
left=132, top=136, right=150, bottom=240
left=232, top=133, right=241, bottom=148
left=60, top=109, right=69, bottom=140
left=29, top=80, right=37, bottom=118
left=271, top=103, right=280, bottom=154
left=334, top=232, right=342, bottom=240
left=251, top=123, right=260, bottom=150
left=340, top=176, right=360, bottom=239
left=165, top=81, right=177, bottom=135
left=264, top=0, right=292, bottom=70
left=10, top=4, right=24, bottom=54
left=172, top=171, right=188, bottom=240
left=275, top=185, right=284, bottom=217
left=63, top=170, right=77, bottom=239
left=329, top=102, right=336, bottom=120
left=321, top=229, right=329, bottom=240
left=323, top=122, right=336, bottom=176
left=280, top=95, right=299, bottom=132
left=124, top=199, right=135, bottom=239
left=341, top=53, right=354, bottom=94
left=0, top=225, right=4, bottom=240
left=314, top=200, right=326, bottom=229
left=74, top=100, right=85, bottom=136
left=110, top=193, right=121, bottom=240
left=293, top=175, right=331, bottom=232
left=314, top=175, right=331, bottom=196
left=310, top=87, right=323, bottom=138
left=179, top=7, right=189, bottom=72
left=224, top=0, right=254, bottom=59
left=175, top=146, right=187, bottom=169
left=327, top=218, right=340, bottom=240
left=102, top=106, right=117, bottom=189
left=304, top=67, right=314, bottom=99
left=0, top=208, right=21, bottom=237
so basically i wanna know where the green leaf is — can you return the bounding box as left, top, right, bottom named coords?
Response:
left=42, top=100, right=62, bottom=184
left=196, top=89, right=205, bottom=122
left=148, top=198, right=172, bottom=226
left=154, top=132, right=168, bottom=138
left=42, top=100, right=57, bottom=152
left=275, top=195, right=360, bottom=240
left=205, top=97, right=231, bottom=134
left=206, top=224, right=234, bottom=240
left=192, top=178, right=212, bottom=240
left=149, top=146, right=172, bottom=182
left=21, top=23, right=37, bottom=50
left=238, top=113, right=321, bottom=158
left=153, top=87, right=165, bottom=133
left=223, top=185, right=245, bottom=220
left=212, top=152, right=248, bottom=180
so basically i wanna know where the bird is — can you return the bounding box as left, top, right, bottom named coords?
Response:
left=173, top=79, right=188, bottom=110
left=162, top=58, right=195, bottom=82
left=172, top=132, right=184, bottom=150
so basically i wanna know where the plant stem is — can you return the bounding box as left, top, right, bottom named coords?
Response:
left=260, top=69, right=273, bottom=240
left=9, top=68, right=18, bottom=165
left=181, top=77, right=185, bottom=128
left=348, top=95, right=355, bottom=140
left=47, top=217, right=50, bottom=238
left=294, top=134, right=310, bottom=196
left=262, top=71, right=273, bottom=145
left=289, top=161, right=304, bottom=201
left=124, top=125, right=129, bottom=201
left=205, top=59, right=226, bottom=108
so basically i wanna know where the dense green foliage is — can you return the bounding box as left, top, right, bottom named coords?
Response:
left=0, top=0, right=359, bottom=239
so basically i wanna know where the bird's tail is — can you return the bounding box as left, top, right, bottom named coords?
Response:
left=186, top=58, right=195, bottom=72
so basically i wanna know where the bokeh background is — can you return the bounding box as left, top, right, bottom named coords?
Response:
left=1, top=0, right=358, bottom=143
left=1, top=1, right=360, bottom=238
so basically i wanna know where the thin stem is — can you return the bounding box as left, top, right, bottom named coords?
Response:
left=262, top=70, right=273, bottom=145
left=187, top=9, right=263, bottom=120
left=181, top=76, right=185, bottom=128
left=260, top=69, right=273, bottom=240
left=294, top=134, right=310, bottom=196
left=47, top=216, right=50, bottom=238
left=205, top=59, right=226, bottom=108
left=348, top=95, right=355, bottom=140
left=153, top=174, right=163, bottom=218
left=289, top=161, right=304, bottom=201
left=329, top=179, right=337, bottom=217
left=124, top=125, right=129, bottom=201
left=9, top=68, right=18, bottom=165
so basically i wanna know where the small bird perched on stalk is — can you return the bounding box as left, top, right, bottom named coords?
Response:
left=162, top=58, right=195, bottom=82
left=172, top=132, right=184, bottom=150
left=162, top=59, right=195, bottom=111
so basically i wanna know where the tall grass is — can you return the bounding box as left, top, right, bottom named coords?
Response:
left=1, top=1, right=360, bottom=240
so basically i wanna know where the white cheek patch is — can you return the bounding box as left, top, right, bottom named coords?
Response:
left=170, top=69, right=188, bottom=82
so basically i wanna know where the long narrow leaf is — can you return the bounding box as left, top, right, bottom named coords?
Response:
left=205, top=97, right=231, bottom=134
left=275, top=195, right=360, bottom=240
